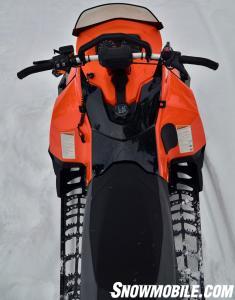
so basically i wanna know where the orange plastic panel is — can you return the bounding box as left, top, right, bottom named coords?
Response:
left=49, top=68, right=92, bottom=183
left=156, top=66, right=206, bottom=181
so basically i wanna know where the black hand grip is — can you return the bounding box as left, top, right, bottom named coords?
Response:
left=17, top=62, right=53, bottom=79
left=78, top=33, right=152, bottom=63
left=180, top=55, right=219, bottom=70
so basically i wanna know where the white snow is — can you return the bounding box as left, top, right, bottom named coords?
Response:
left=0, top=0, right=234, bottom=299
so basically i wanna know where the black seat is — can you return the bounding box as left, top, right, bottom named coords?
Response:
left=81, top=162, right=177, bottom=300
left=91, top=163, right=163, bottom=291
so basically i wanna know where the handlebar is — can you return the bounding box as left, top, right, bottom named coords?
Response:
left=17, top=53, right=160, bottom=79
left=17, top=52, right=218, bottom=79
left=75, top=53, right=161, bottom=63
left=81, top=54, right=219, bottom=70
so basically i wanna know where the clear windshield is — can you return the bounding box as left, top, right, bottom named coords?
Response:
left=73, top=4, right=162, bottom=35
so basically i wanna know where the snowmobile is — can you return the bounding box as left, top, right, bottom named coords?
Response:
left=17, top=3, right=219, bottom=300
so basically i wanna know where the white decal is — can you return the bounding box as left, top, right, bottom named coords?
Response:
left=176, top=125, right=194, bottom=153
left=61, top=133, right=76, bottom=159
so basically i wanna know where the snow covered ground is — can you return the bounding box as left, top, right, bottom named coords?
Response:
left=0, top=0, right=234, bottom=299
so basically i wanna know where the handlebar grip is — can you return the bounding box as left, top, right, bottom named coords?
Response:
left=180, top=55, right=219, bottom=70
left=17, top=62, right=53, bottom=79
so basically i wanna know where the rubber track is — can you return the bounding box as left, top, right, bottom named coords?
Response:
left=169, top=163, right=205, bottom=300
left=60, top=166, right=86, bottom=300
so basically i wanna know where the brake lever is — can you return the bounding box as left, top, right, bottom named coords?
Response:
left=161, top=46, right=189, bottom=80
left=33, top=59, right=52, bottom=65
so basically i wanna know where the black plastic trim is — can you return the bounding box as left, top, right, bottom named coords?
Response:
left=161, top=123, right=178, bottom=153
left=49, top=151, right=86, bottom=197
left=169, top=147, right=205, bottom=192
